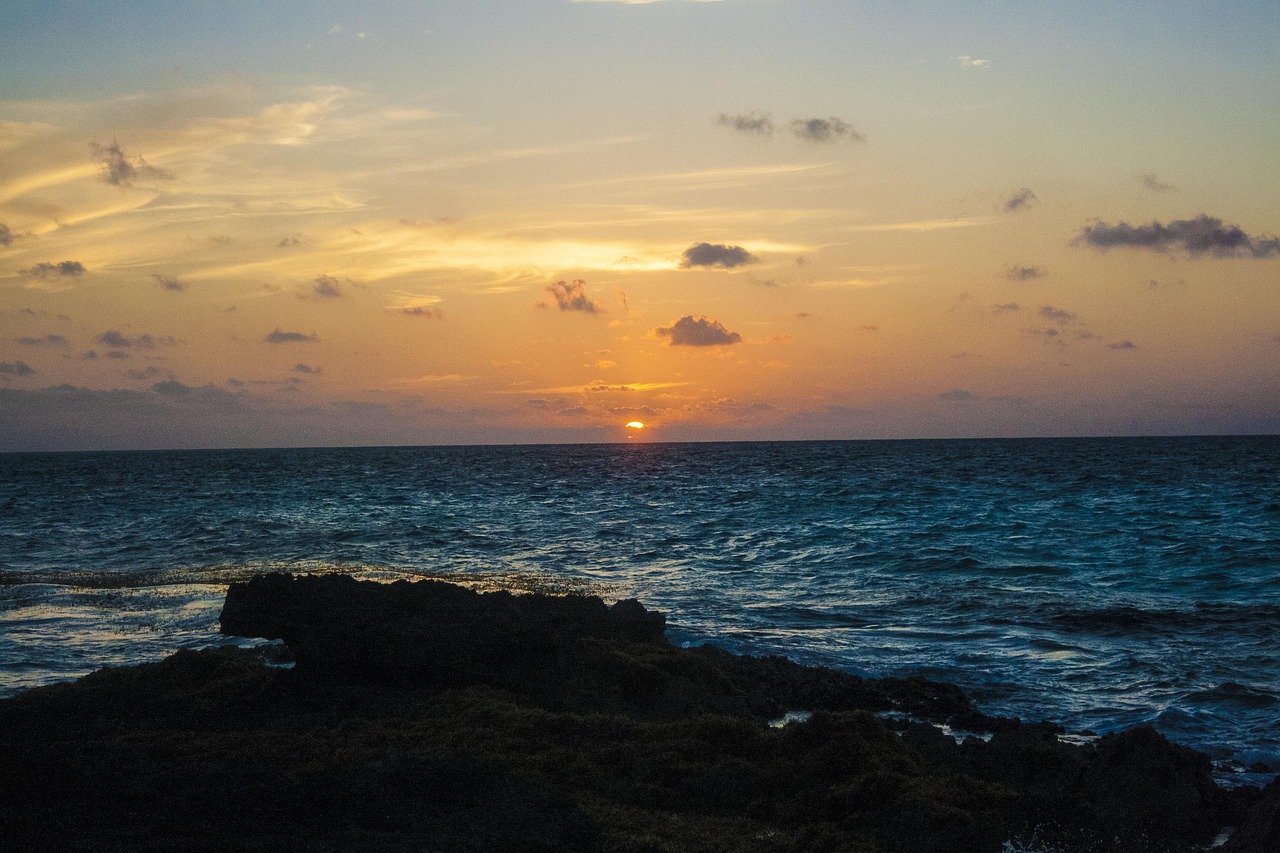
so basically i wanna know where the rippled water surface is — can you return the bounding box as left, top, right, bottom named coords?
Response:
left=2, top=437, right=1277, bottom=781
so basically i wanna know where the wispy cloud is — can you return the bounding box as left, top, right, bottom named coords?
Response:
left=788, top=117, right=864, bottom=143
left=1003, top=188, right=1038, bottom=213
left=957, top=55, right=991, bottom=68
left=265, top=328, right=319, bottom=343
left=1075, top=215, right=1280, bottom=258
left=718, top=112, right=774, bottom=135
left=654, top=315, right=742, bottom=346
left=1137, top=172, right=1178, bottom=193
left=89, top=140, right=172, bottom=187
left=21, top=260, right=86, bottom=279
left=97, top=330, right=175, bottom=349
left=1006, top=265, right=1045, bottom=281
left=154, top=274, right=185, bottom=292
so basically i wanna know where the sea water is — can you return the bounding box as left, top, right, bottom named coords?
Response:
left=1, top=437, right=1277, bottom=783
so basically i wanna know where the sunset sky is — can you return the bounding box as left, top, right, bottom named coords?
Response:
left=1, top=1, right=1277, bottom=450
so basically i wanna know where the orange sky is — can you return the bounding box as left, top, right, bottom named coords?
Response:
left=1, top=1, right=1277, bottom=449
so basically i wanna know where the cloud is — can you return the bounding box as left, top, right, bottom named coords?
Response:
left=293, top=363, right=322, bottom=374
left=1137, top=172, right=1178, bottom=193
left=1075, top=215, right=1280, bottom=259
left=154, top=274, right=185, bottom=292
left=939, top=388, right=978, bottom=401
left=127, top=366, right=164, bottom=380
left=312, top=274, right=344, bottom=298
left=788, top=117, right=864, bottom=143
left=96, top=330, right=174, bottom=349
left=265, top=328, right=319, bottom=344
left=718, top=112, right=774, bottom=135
left=991, top=302, right=1021, bottom=315
left=957, top=55, right=991, bottom=68
left=89, top=140, right=172, bottom=187
left=17, top=334, right=69, bottom=347
left=1039, top=305, right=1078, bottom=325
left=401, top=306, right=444, bottom=318
left=654, top=315, right=742, bottom=346
left=680, top=242, right=759, bottom=269
left=1108, top=341, right=1138, bottom=350
left=1006, top=265, right=1045, bottom=281
left=0, top=223, right=12, bottom=246
left=0, top=361, right=36, bottom=379
left=1003, top=188, right=1038, bottom=213
left=544, top=279, right=602, bottom=313
left=22, top=260, right=86, bottom=278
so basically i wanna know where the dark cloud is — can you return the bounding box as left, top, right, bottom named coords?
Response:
left=17, top=334, right=69, bottom=347
left=22, top=260, right=86, bottom=278
left=106, top=350, right=130, bottom=360
left=939, top=388, right=978, bottom=402
left=96, top=330, right=173, bottom=349
left=1109, top=341, right=1138, bottom=350
left=654, top=315, right=742, bottom=346
left=0, top=360, right=36, bottom=379
left=788, top=117, right=864, bottom=143
left=991, top=303, right=1021, bottom=315
left=265, top=328, right=318, bottom=344
left=0, top=223, right=12, bottom=247
left=292, top=363, right=322, bottom=374
left=127, top=366, right=164, bottom=380
left=680, top=242, right=759, bottom=269
left=278, top=236, right=303, bottom=248
left=154, top=274, right=185, bottom=292
left=1138, top=172, right=1178, bottom=193
left=1006, top=265, right=1045, bottom=281
left=313, top=275, right=344, bottom=298
left=1039, top=305, right=1077, bottom=325
left=718, top=112, right=774, bottom=135
left=544, top=279, right=601, bottom=313
left=401, top=306, right=443, bottom=318
left=1003, top=188, right=1038, bottom=213
left=90, top=140, right=172, bottom=187
left=1075, top=215, right=1280, bottom=259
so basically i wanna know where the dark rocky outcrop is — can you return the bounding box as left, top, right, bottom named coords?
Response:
left=0, top=573, right=1272, bottom=852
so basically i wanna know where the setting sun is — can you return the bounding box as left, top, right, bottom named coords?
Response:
left=625, top=421, right=645, bottom=430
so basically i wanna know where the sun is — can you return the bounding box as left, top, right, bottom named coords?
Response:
left=624, top=421, right=645, bottom=430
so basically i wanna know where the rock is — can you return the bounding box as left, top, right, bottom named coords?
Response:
left=220, top=572, right=666, bottom=684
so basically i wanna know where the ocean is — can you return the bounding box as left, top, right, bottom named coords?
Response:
left=2, top=436, right=1277, bottom=784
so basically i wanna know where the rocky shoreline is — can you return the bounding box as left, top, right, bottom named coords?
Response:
left=2, top=573, right=1276, bottom=852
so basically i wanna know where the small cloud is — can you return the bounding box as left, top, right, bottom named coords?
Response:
left=788, top=117, right=865, bottom=143
left=1003, top=188, right=1038, bottom=213
left=939, top=388, right=978, bottom=401
left=0, top=360, right=36, bottom=379
left=654, top=315, right=742, bottom=346
left=22, top=260, right=86, bottom=278
left=957, top=55, right=991, bottom=68
left=313, top=274, right=344, bottom=298
left=1075, top=215, right=1280, bottom=259
left=1039, top=305, right=1077, bottom=325
left=680, top=242, right=759, bottom=269
left=127, top=366, right=164, bottom=380
left=17, top=334, right=69, bottom=347
left=1108, top=341, right=1138, bottom=350
left=97, top=330, right=173, bottom=349
left=544, top=279, right=602, bottom=313
left=991, top=303, right=1021, bottom=315
left=1006, top=265, right=1045, bottom=281
left=1137, top=172, right=1178, bottom=193
left=0, top=223, right=12, bottom=247
left=265, top=328, right=319, bottom=344
left=154, top=274, right=185, bottom=292
left=293, top=363, right=322, bottom=374
left=401, top=306, right=443, bottom=318
left=718, top=112, right=774, bottom=135
left=89, top=140, right=172, bottom=187
left=278, top=235, right=303, bottom=248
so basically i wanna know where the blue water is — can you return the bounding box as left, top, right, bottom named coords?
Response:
left=2, top=437, right=1277, bottom=783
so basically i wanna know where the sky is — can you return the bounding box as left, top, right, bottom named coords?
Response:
left=1, top=0, right=1277, bottom=450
